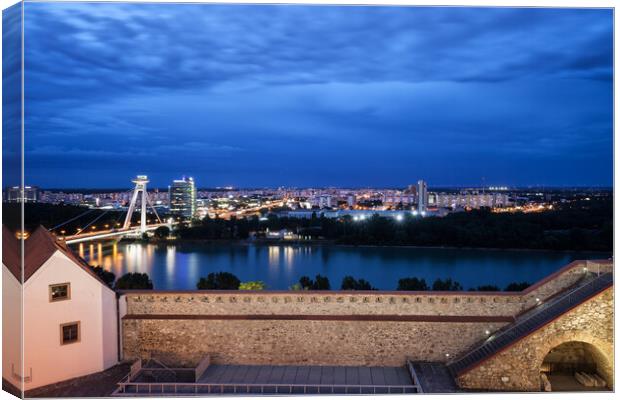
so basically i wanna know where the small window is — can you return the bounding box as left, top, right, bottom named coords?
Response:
left=49, top=283, right=71, bottom=302
left=60, top=322, right=80, bottom=345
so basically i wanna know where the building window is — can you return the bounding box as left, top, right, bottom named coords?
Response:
left=49, top=283, right=71, bottom=302
left=60, top=322, right=80, bottom=345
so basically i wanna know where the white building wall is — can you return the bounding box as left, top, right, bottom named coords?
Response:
left=22, top=251, right=117, bottom=390
left=101, top=284, right=119, bottom=369
left=2, top=266, right=23, bottom=391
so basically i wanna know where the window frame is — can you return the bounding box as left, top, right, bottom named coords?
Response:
left=59, top=321, right=81, bottom=346
left=49, top=282, right=71, bottom=302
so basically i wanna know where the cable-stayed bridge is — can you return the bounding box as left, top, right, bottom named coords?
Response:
left=51, top=175, right=176, bottom=244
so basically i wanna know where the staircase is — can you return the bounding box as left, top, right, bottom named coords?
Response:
left=448, top=272, right=613, bottom=376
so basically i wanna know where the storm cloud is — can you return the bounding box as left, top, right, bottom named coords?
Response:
left=7, top=3, right=613, bottom=188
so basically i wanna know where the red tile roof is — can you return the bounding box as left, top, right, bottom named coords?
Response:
left=2, top=225, right=21, bottom=281
left=2, top=225, right=113, bottom=290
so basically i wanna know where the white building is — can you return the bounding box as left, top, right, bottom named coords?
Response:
left=308, top=195, right=334, bottom=209
left=417, top=180, right=428, bottom=212
left=435, top=192, right=510, bottom=209
left=2, top=226, right=118, bottom=392
left=346, top=195, right=356, bottom=208
left=382, top=193, right=416, bottom=207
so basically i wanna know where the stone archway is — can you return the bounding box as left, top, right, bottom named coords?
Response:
left=538, top=336, right=613, bottom=391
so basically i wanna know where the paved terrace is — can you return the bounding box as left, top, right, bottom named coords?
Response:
left=114, top=360, right=424, bottom=396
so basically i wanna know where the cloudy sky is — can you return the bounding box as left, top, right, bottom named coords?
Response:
left=3, top=3, right=613, bottom=188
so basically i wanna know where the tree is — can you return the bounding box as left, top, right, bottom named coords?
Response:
left=470, top=285, right=500, bottom=292
left=314, top=274, right=331, bottom=290
left=432, top=278, right=463, bottom=291
left=397, top=277, right=429, bottom=291
left=239, top=281, right=266, bottom=290
left=341, top=276, right=358, bottom=290
left=115, top=272, right=153, bottom=290
left=341, top=276, right=375, bottom=290
left=141, top=232, right=150, bottom=241
left=154, top=226, right=170, bottom=239
left=90, top=266, right=115, bottom=288
left=197, top=272, right=241, bottom=290
left=299, top=276, right=314, bottom=290
left=504, top=281, right=531, bottom=292
left=297, top=274, right=330, bottom=290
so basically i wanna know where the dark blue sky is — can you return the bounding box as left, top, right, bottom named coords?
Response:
left=5, top=3, right=614, bottom=188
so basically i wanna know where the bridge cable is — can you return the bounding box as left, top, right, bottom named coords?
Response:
left=145, top=195, right=163, bottom=224
left=108, top=188, right=137, bottom=229
left=48, top=208, right=96, bottom=232
left=76, top=210, right=111, bottom=234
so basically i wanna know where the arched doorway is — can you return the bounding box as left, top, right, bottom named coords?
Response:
left=540, top=341, right=610, bottom=391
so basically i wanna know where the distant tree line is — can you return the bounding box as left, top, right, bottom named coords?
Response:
left=173, top=198, right=612, bottom=251
left=86, top=267, right=532, bottom=292
left=6, top=197, right=611, bottom=251
left=187, top=271, right=532, bottom=292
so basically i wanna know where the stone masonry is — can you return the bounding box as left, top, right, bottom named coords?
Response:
left=119, top=260, right=613, bottom=391
left=457, top=286, right=614, bottom=391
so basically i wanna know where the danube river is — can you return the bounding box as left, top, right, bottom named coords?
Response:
left=77, top=241, right=609, bottom=290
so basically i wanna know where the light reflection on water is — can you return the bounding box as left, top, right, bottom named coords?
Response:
left=76, top=241, right=608, bottom=291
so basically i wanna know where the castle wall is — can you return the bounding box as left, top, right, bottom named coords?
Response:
left=119, top=260, right=613, bottom=384
left=457, top=287, right=613, bottom=391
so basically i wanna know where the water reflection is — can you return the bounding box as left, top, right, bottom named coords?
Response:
left=73, top=241, right=608, bottom=291
left=268, top=246, right=280, bottom=269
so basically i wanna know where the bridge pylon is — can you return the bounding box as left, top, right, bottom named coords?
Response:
left=124, top=175, right=150, bottom=234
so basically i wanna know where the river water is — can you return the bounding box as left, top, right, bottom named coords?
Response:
left=78, top=241, right=609, bottom=290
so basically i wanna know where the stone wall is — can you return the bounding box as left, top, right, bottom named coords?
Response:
left=119, top=260, right=613, bottom=379
left=122, top=319, right=508, bottom=367
left=123, top=260, right=611, bottom=317
left=457, top=287, right=614, bottom=391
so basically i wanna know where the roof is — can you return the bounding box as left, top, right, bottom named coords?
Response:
left=2, top=225, right=21, bottom=281
left=2, top=225, right=113, bottom=289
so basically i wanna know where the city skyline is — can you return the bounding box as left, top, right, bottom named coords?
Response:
left=3, top=4, right=613, bottom=188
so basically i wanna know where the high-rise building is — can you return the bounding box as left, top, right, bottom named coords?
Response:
left=347, top=195, right=356, bottom=208
left=417, top=180, right=428, bottom=212
left=168, top=177, right=196, bottom=220
left=4, top=186, right=39, bottom=203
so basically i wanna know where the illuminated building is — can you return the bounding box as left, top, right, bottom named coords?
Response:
left=168, top=177, right=196, bottom=219
left=4, top=185, right=39, bottom=203
left=417, top=180, right=428, bottom=212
